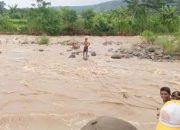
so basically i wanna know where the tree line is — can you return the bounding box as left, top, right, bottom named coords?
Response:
left=0, top=0, right=179, bottom=35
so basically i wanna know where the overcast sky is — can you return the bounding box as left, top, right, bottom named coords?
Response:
left=3, top=0, right=112, bottom=8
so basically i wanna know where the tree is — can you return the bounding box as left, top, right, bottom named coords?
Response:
left=36, top=0, right=51, bottom=8
left=92, top=13, right=113, bottom=34
left=0, top=1, right=6, bottom=14
left=124, top=0, right=148, bottom=33
left=8, top=4, right=19, bottom=18
left=81, top=9, right=95, bottom=30
left=159, top=6, right=179, bottom=32
left=61, top=8, right=77, bottom=32
left=175, top=0, right=180, bottom=14
left=8, top=4, right=18, bottom=14
left=141, top=0, right=175, bottom=11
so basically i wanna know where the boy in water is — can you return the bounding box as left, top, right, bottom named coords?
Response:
left=160, top=87, right=171, bottom=104
left=83, top=38, right=90, bottom=59
left=171, top=91, right=180, bottom=100
left=157, top=87, right=171, bottom=119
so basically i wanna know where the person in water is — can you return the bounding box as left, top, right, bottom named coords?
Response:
left=156, top=95, right=180, bottom=130
left=160, top=87, right=171, bottom=104
left=83, top=38, right=90, bottom=59
left=171, top=91, right=180, bottom=100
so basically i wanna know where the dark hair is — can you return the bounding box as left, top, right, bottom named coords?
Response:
left=160, top=87, right=171, bottom=95
left=172, top=91, right=180, bottom=99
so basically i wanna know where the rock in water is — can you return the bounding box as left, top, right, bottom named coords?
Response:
left=31, top=41, right=36, bottom=44
left=66, top=49, right=72, bottom=52
left=38, top=49, right=44, bottom=52
left=69, top=54, right=76, bottom=58
left=111, top=53, right=122, bottom=59
left=108, top=48, right=114, bottom=52
left=21, top=41, right=28, bottom=44
left=163, top=55, right=171, bottom=59
left=91, top=51, right=96, bottom=56
left=81, top=116, right=138, bottom=130
left=0, top=51, right=2, bottom=54
left=148, top=46, right=155, bottom=52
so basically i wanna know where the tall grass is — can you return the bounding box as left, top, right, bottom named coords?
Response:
left=156, top=37, right=174, bottom=55
left=141, top=30, right=157, bottom=44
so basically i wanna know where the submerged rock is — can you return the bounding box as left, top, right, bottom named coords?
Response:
left=21, top=41, right=28, bottom=44
left=66, top=49, right=72, bottom=52
left=69, top=54, right=76, bottom=58
left=148, top=46, right=155, bottom=52
left=111, top=53, right=122, bottom=59
left=108, top=48, right=114, bottom=52
left=163, top=55, right=172, bottom=59
left=38, top=49, right=44, bottom=52
left=91, top=51, right=96, bottom=56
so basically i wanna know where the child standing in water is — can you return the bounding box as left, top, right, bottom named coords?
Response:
left=83, top=38, right=90, bottom=60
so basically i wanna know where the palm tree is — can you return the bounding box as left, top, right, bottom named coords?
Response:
left=8, top=4, right=18, bottom=14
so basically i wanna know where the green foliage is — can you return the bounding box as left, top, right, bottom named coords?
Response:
left=38, top=34, right=49, bottom=45
left=141, top=30, right=157, bottom=44
left=0, top=16, right=17, bottom=32
left=81, top=9, right=95, bottom=31
left=92, top=13, right=113, bottom=34
left=27, top=7, right=62, bottom=35
left=174, top=35, right=180, bottom=53
left=0, top=1, right=6, bottom=14
left=159, top=6, right=179, bottom=32
left=156, top=37, right=174, bottom=55
left=0, top=0, right=179, bottom=35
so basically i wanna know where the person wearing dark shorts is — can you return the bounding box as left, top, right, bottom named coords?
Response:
left=83, top=38, right=90, bottom=59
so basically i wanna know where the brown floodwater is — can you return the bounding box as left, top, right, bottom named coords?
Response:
left=0, top=35, right=180, bottom=130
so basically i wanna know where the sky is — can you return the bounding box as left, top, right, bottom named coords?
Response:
left=3, top=0, right=112, bottom=8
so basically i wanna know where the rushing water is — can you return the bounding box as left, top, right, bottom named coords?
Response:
left=0, top=35, right=180, bottom=130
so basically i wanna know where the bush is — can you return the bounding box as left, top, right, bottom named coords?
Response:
left=38, top=35, right=49, bottom=45
left=27, top=8, right=62, bottom=35
left=156, top=37, right=174, bottom=55
left=141, top=30, right=157, bottom=44
left=174, top=36, right=180, bottom=53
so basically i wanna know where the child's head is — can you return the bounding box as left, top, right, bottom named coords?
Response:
left=171, top=91, right=180, bottom=100
left=160, top=87, right=171, bottom=103
left=85, top=38, right=88, bottom=41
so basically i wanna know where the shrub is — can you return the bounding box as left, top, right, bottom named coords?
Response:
left=38, top=35, right=49, bottom=45
left=174, top=36, right=180, bottom=53
left=156, top=37, right=174, bottom=55
left=141, top=30, right=157, bottom=44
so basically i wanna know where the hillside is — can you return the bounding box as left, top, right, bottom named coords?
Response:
left=54, top=0, right=125, bottom=12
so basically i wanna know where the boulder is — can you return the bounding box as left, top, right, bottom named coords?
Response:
left=148, top=46, right=156, bottom=52
left=91, top=51, right=96, bottom=56
left=66, top=49, right=72, bottom=52
left=21, top=41, right=28, bottom=44
left=163, top=55, right=172, bottom=59
left=38, top=49, right=44, bottom=52
left=111, top=53, right=122, bottom=59
left=108, top=48, right=114, bottom=52
left=69, top=54, right=76, bottom=58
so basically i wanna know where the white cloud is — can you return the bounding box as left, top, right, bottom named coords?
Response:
left=3, top=0, right=112, bottom=8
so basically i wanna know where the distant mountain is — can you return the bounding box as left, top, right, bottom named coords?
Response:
left=54, top=0, right=125, bottom=12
